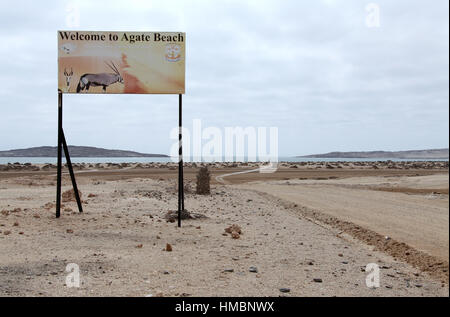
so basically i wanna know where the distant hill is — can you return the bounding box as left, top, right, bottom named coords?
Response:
left=0, top=146, right=168, bottom=158
left=298, top=149, right=449, bottom=159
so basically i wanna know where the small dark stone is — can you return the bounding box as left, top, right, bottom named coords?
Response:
left=249, top=266, right=258, bottom=273
left=223, top=269, right=234, bottom=273
left=279, top=288, right=291, bottom=293
left=313, top=278, right=323, bottom=283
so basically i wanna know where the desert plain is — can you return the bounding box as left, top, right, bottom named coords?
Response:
left=0, top=160, right=448, bottom=296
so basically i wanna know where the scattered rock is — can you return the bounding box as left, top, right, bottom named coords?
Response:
left=44, top=203, right=55, bottom=210
left=223, top=269, right=234, bottom=273
left=313, top=278, right=323, bottom=283
left=231, top=232, right=240, bottom=239
left=249, top=266, right=258, bottom=273
left=279, top=288, right=290, bottom=293
left=66, top=229, right=74, bottom=234
left=62, top=189, right=82, bottom=202
left=164, top=210, right=206, bottom=222
left=165, top=243, right=173, bottom=252
left=225, top=224, right=242, bottom=234
left=3, top=230, right=11, bottom=235
left=136, top=244, right=143, bottom=248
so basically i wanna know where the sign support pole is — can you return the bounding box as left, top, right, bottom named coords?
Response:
left=56, top=90, right=83, bottom=218
left=178, top=94, right=184, bottom=227
left=62, top=131, right=83, bottom=214
left=56, top=91, right=63, bottom=218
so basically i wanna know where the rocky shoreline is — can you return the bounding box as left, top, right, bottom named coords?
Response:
left=0, top=160, right=448, bottom=172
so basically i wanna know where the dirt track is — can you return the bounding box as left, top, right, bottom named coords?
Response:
left=238, top=174, right=449, bottom=264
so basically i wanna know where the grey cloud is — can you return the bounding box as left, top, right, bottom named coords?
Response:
left=0, top=0, right=448, bottom=156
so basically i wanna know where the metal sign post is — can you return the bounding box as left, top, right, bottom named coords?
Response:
left=56, top=90, right=83, bottom=218
left=178, top=94, right=184, bottom=227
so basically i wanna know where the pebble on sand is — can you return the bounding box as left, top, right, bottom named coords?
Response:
left=313, top=278, right=323, bottom=283
left=225, top=224, right=242, bottom=234
left=231, top=232, right=240, bottom=239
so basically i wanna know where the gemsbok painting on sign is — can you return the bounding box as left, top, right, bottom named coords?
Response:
left=58, top=31, right=186, bottom=94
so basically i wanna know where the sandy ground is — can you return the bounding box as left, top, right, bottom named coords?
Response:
left=0, top=164, right=448, bottom=297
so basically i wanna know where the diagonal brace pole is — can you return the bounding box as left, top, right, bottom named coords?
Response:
left=61, top=130, right=83, bottom=213
left=56, top=90, right=83, bottom=218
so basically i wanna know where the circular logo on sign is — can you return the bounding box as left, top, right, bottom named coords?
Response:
left=165, top=44, right=181, bottom=62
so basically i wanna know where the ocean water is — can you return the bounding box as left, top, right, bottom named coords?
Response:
left=0, top=157, right=447, bottom=164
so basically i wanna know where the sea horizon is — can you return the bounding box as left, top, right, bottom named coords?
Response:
left=0, top=156, right=448, bottom=164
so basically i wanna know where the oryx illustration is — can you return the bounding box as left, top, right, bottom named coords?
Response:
left=76, top=61, right=124, bottom=93
left=63, top=68, right=73, bottom=92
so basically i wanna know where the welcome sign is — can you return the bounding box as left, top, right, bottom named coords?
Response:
left=58, top=31, right=185, bottom=94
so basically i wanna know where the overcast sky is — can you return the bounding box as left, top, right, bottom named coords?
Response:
left=0, top=0, right=448, bottom=156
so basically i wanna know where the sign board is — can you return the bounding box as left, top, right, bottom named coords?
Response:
left=58, top=31, right=185, bottom=94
